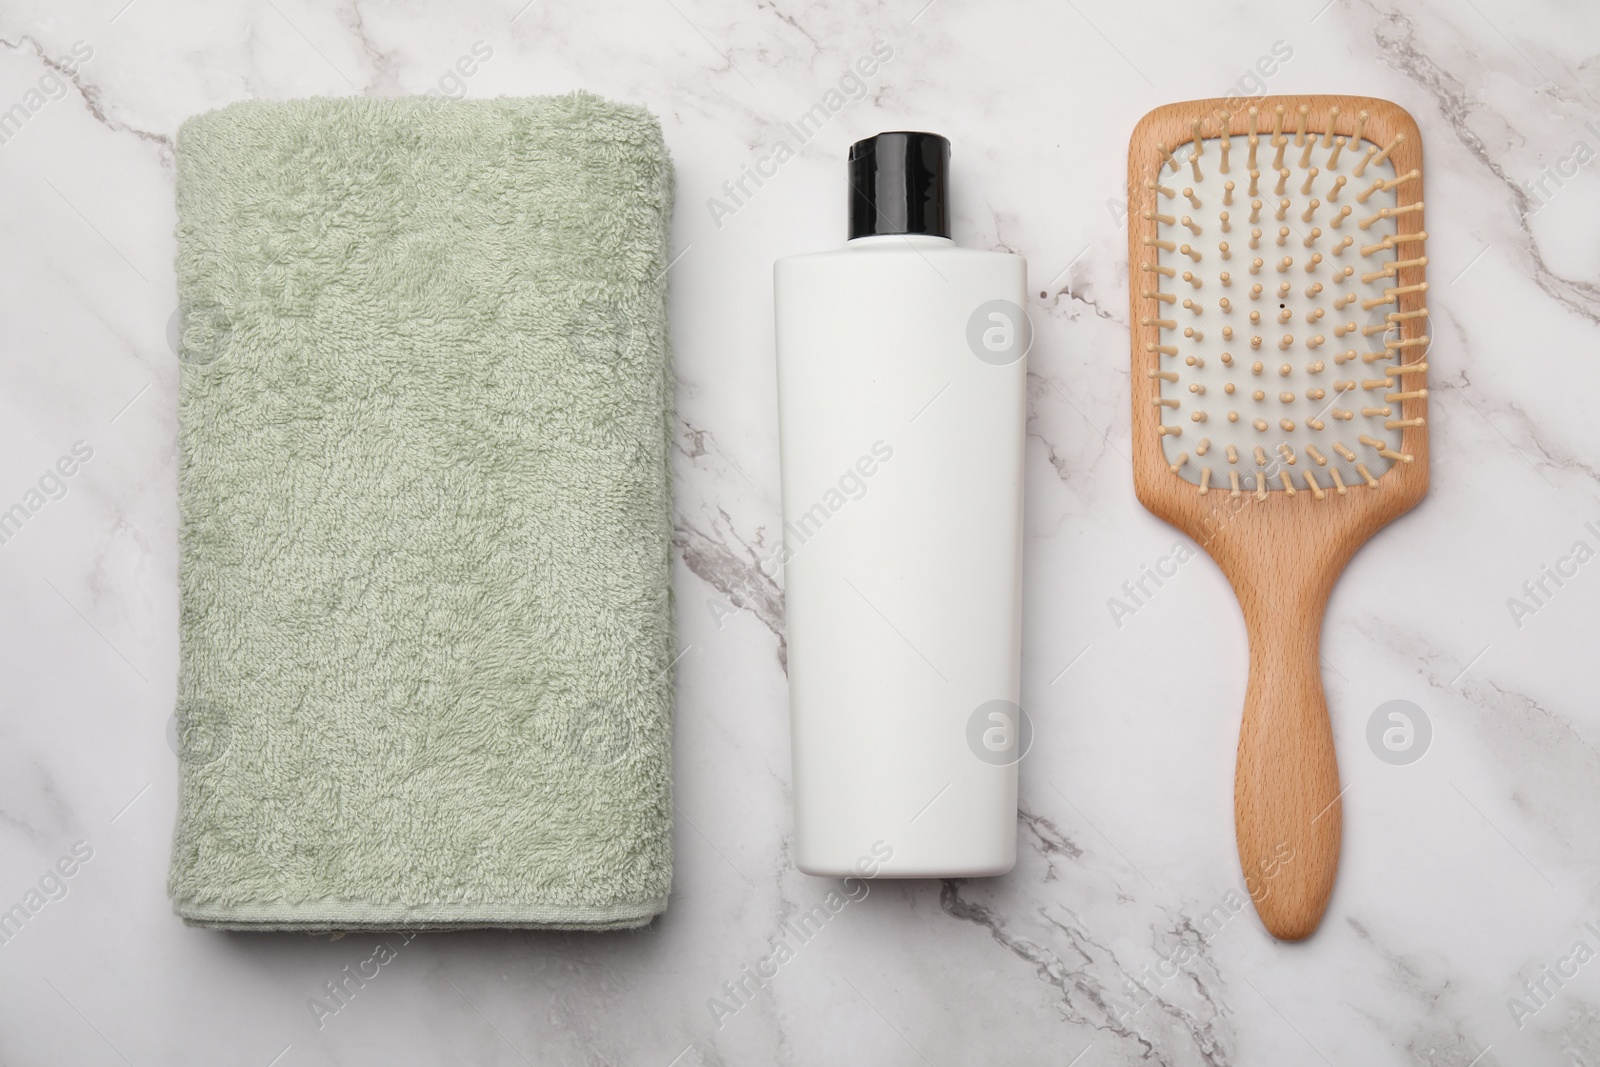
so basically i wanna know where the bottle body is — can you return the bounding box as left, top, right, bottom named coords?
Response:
left=773, top=235, right=1027, bottom=877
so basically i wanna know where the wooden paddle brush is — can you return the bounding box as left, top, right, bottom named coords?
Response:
left=1127, top=96, right=1430, bottom=940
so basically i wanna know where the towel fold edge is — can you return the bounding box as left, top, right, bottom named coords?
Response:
left=174, top=895, right=666, bottom=932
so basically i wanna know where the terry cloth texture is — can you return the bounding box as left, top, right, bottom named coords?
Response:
left=167, top=95, right=677, bottom=931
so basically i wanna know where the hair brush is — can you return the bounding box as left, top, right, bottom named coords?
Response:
left=1127, top=96, right=1430, bottom=940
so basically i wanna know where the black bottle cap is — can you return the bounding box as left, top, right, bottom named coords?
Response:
left=847, top=132, right=951, bottom=240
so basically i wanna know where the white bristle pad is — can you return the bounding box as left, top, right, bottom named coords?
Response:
left=1155, top=127, right=1410, bottom=491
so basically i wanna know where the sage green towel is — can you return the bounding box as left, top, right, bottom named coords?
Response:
left=167, top=95, right=676, bottom=931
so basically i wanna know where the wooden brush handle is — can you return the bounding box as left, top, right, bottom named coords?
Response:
left=1233, top=571, right=1342, bottom=941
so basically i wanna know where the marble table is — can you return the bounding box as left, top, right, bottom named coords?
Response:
left=2, top=0, right=1597, bottom=1063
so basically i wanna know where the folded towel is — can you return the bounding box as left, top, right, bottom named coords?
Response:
left=167, top=95, right=677, bottom=931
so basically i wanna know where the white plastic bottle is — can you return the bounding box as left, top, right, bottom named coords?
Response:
left=773, top=132, right=1028, bottom=877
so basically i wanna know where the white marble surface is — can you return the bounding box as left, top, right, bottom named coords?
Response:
left=2, top=0, right=1599, bottom=1063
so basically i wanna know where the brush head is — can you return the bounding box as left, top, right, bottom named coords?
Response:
left=1130, top=97, right=1429, bottom=524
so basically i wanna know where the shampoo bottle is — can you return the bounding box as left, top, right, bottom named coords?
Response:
left=773, top=132, right=1028, bottom=877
